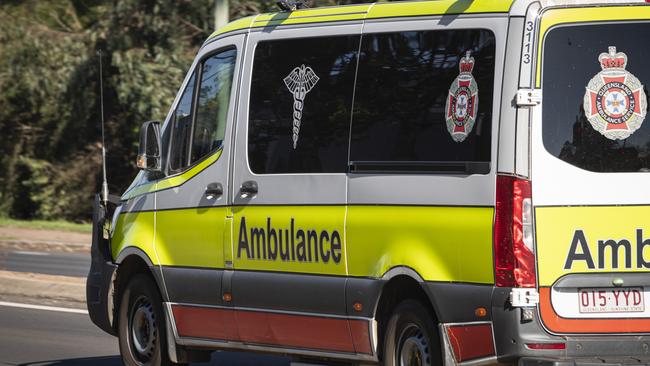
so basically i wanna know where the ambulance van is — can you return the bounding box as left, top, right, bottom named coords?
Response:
left=86, top=0, right=650, bottom=365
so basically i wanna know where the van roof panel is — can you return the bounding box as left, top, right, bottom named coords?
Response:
left=366, top=0, right=513, bottom=19
left=207, top=0, right=650, bottom=42
left=209, top=15, right=257, bottom=38
left=207, top=0, right=514, bottom=40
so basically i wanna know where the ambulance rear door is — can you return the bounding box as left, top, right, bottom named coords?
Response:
left=532, top=5, right=650, bottom=335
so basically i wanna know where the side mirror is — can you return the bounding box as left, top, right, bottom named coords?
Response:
left=137, top=121, right=162, bottom=171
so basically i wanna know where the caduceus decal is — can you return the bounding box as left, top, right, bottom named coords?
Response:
left=283, top=64, right=319, bottom=149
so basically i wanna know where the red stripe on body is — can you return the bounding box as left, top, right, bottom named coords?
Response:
left=172, top=305, right=238, bottom=340
left=349, top=319, right=372, bottom=354
left=446, top=323, right=495, bottom=362
left=236, top=309, right=355, bottom=352
left=171, top=305, right=373, bottom=354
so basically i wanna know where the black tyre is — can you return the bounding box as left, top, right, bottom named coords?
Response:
left=382, top=300, right=441, bottom=366
left=118, top=274, right=176, bottom=366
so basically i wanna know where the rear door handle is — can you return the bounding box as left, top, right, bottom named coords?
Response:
left=205, top=182, right=223, bottom=199
left=240, top=180, right=258, bottom=197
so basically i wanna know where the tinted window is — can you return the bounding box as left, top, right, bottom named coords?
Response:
left=350, top=29, right=495, bottom=173
left=543, top=23, right=650, bottom=172
left=169, top=73, right=196, bottom=172
left=191, top=49, right=237, bottom=163
left=248, top=35, right=359, bottom=174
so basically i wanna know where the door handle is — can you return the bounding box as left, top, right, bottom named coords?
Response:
left=205, top=182, right=223, bottom=199
left=240, top=180, right=258, bottom=197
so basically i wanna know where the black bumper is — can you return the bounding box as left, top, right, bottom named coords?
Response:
left=86, top=259, right=117, bottom=335
left=85, top=194, right=118, bottom=336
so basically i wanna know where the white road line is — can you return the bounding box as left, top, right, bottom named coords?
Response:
left=0, top=301, right=88, bottom=314
left=11, top=251, right=51, bottom=256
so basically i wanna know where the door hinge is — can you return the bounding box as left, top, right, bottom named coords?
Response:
left=516, top=89, right=542, bottom=107
left=509, top=287, right=539, bottom=307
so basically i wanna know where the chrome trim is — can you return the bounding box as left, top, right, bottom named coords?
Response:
left=163, top=302, right=181, bottom=362
left=443, top=320, right=493, bottom=327
left=370, top=318, right=379, bottom=355
left=440, top=323, right=457, bottom=366
left=164, top=302, right=180, bottom=339
left=167, top=302, right=373, bottom=321
left=175, top=337, right=378, bottom=363
left=381, top=266, right=425, bottom=283
left=460, top=356, right=499, bottom=366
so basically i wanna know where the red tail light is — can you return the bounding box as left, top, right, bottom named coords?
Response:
left=494, top=175, right=536, bottom=287
left=525, top=343, right=566, bottom=350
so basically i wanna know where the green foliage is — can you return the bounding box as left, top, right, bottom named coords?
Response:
left=0, top=0, right=369, bottom=221
left=0, top=217, right=92, bottom=233
left=0, top=1, right=97, bottom=220
left=0, top=0, right=213, bottom=221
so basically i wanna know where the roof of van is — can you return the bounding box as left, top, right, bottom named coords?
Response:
left=207, top=0, right=515, bottom=40
left=206, top=0, right=650, bottom=41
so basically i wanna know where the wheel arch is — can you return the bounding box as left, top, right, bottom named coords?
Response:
left=373, top=266, right=442, bottom=360
left=113, top=246, right=166, bottom=330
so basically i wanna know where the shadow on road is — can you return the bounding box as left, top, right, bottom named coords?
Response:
left=17, top=351, right=291, bottom=366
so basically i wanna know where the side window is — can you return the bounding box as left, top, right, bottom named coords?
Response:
left=169, top=73, right=196, bottom=173
left=191, top=48, right=237, bottom=163
left=349, top=29, right=496, bottom=173
left=168, top=48, right=237, bottom=174
left=248, top=35, right=360, bottom=174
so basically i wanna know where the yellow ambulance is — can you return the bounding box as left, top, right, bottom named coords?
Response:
left=86, top=1, right=650, bottom=365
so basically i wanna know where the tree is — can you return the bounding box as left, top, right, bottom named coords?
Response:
left=0, top=0, right=369, bottom=221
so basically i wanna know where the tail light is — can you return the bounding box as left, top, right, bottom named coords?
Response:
left=494, top=175, right=536, bottom=287
left=525, top=343, right=566, bottom=350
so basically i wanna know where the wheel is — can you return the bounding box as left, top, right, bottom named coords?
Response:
left=382, top=300, right=441, bottom=366
left=118, top=274, right=176, bottom=366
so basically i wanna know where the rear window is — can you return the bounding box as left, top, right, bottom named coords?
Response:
left=542, top=23, right=650, bottom=173
left=349, top=29, right=496, bottom=174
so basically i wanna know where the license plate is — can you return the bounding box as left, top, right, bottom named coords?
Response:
left=578, top=287, right=645, bottom=314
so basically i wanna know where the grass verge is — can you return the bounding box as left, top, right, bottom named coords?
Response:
left=0, top=218, right=92, bottom=234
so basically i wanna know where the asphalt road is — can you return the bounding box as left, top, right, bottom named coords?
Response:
left=0, top=304, right=291, bottom=366
left=0, top=250, right=320, bottom=365
left=0, top=250, right=90, bottom=277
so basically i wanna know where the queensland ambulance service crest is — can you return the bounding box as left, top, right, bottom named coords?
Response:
left=445, top=51, right=479, bottom=142
left=583, top=46, right=647, bottom=140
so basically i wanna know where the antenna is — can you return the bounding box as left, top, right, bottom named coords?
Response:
left=97, top=49, right=109, bottom=206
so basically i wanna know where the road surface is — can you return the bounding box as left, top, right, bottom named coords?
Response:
left=0, top=248, right=294, bottom=365
left=0, top=304, right=291, bottom=366
left=0, top=250, right=89, bottom=277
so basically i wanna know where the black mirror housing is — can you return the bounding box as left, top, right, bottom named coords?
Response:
left=137, top=121, right=162, bottom=172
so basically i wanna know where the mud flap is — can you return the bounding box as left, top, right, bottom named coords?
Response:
left=86, top=194, right=118, bottom=336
